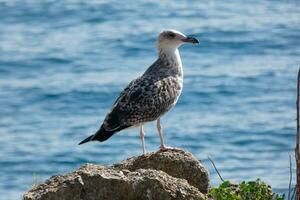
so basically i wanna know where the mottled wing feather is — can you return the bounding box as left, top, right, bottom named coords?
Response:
left=112, top=78, right=140, bottom=106
left=102, top=78, right=140, bottom=131
left=102, top=76, right=181, bottom=131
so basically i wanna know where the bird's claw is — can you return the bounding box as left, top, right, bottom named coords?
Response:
left=159, top=145, right=177, bottom=151
left=159, top=146, right=183, bottom=153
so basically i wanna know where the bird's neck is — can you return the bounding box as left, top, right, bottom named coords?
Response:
left=143, top=47, right=183, bottom=79
left=158, top=47, right=183, bottom=70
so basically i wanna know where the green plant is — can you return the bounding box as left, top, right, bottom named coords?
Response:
left=208, top=179, right=284, bottom=200
left=32, top=173, right=40, bottom=189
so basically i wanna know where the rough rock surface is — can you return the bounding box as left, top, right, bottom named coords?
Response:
left=113, top=148, right=210, bottom=193
left=24, top=148, right=210, bottom=200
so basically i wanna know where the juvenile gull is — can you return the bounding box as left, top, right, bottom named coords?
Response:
left=79, top=30, right=199, bottom=153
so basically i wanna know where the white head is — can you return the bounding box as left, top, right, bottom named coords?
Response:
left=157, top=29, right=199, bottom=54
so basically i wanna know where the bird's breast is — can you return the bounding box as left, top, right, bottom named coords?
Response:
left=172, top=76, right=183, bottom=105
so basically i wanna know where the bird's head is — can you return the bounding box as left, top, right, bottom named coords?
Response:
left=157, top=29, right=199, bottom=53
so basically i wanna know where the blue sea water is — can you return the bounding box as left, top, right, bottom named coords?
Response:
left=0, top=0, right=300, bottom=199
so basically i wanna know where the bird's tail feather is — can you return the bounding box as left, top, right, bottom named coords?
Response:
left=78, top=128, right=115, bottom=145
left=78, top=134, right=94, bottom=145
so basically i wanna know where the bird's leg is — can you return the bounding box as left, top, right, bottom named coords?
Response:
left=140, top=125, right=146, bottom=154
left=157, top=118, right=168, bottom=150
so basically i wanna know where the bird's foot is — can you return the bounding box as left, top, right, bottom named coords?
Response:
left=159, top=145, right=176, bottom=151
left=159, top=145, right=182, bottom=152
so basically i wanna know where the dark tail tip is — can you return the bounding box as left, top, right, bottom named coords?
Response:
left=78, top=135, right=94, bottom=145
left=78, top=127, right=119, bottom=145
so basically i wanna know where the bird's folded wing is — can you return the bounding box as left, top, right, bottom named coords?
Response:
left=102, top=76, right=181, bottom=131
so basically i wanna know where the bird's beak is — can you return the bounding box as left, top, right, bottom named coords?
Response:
left=181, top=36, right=200, bottom=44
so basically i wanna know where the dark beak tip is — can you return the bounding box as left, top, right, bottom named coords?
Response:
left=182, top=37, right=200, bottom=44
left=193, top=38, right=200, bottom=44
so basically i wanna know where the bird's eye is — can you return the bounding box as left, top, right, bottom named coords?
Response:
left=168, top=32, right=176, bottom=38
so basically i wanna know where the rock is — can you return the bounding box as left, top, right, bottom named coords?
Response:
left=113, top=148, right=210, bottom=193
left=24, top=148, right=210, bottom=200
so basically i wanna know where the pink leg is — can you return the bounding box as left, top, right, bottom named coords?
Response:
left=140, top=125, right=146, bottom=154
left=157, top=118, right=168, bottom=150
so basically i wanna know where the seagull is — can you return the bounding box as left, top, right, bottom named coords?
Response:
left=79, top=29, right=199, bottom=153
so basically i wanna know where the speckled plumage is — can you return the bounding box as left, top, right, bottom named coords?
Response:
left=79, top=30, right=199, bottom=150
left=103, top=53, right=183, bottom=132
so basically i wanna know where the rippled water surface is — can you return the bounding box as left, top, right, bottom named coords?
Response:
left=0, top=0, right=300, bottom=199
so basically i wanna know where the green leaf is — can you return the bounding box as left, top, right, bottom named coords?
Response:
left=208, top=179, right=284, bottom=200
